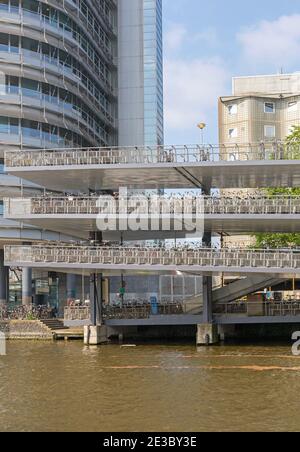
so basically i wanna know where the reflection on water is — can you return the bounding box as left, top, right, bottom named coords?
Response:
left=0, top=341, right=300, bottom=432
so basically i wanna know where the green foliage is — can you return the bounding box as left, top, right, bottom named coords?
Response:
left=26, top=313, right=37, bottom=321
left=266, top=187, right=300, bottom=196
left=253, top=233, right=300, bottom=249
left=286, top=125, right=300, bottom=146
left=253, top=127, right=300, bottom=249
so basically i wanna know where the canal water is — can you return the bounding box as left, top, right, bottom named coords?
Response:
left=1, top=341, right=300, bottom=432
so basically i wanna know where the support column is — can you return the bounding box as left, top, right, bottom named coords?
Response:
left=66, top=273, right=77, bottom=304
left=84, top=272, right=107, bottom=345
left=90, top=273, right=97, bottom=327
left=89, top=273, right=103, bottom=326
left=22, top=267, right=32, bottom=306
left=97, top=273, right=103, bottom=324
left=202, top=275, right=213, bottom=324
left=197, top=323, right=218, bottom=346
left=197, top=186, right=219, bottom=345
left=0, top=249, right=9, bottom=306
left=197, top=275, right=218, bottom=345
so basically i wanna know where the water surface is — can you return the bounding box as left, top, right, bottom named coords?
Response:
left=0, top=341, right=299, bottom=432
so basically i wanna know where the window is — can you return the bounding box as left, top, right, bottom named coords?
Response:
left=264, top=102, right=275, bottom=113
left=0, top=0, right=8, bottom=11
left=228, top=128, right=238, bottom=138
left=288, top=101, right=297, bottom=112
left=228, top=104, right=237, bottom=115
left=0, top=33, right=8, bottom=52
left=0, top=116, right=8, bottom=133
left=264, top=125, right=276, bottom=138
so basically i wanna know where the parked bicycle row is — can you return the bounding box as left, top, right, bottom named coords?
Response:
left=0, top=305, right=56, bottom=320
left=6, top=192, right=300, bottom=216
left=5, top=141, right=300, bottom=168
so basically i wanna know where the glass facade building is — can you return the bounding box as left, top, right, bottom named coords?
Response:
left=0, top=0, right=118, bottom=152
left=118, top=0, right=164, bottom=146
left=0, top=0, right=163, bottom=150
left=143, top=0, right=163, bottom=145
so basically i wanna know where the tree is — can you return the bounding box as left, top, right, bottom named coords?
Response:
left=253, top=126, right=300, bottom=248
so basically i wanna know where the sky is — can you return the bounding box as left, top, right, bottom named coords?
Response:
left=162, top=0, right=300, bottom=144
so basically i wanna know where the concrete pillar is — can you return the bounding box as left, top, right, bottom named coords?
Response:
left=199, top=188, right=217, bottom=344
left=67, top=273, right=77, bottom=303
left=202, top=185, right=213, bottom=323
left=197, top=323, right=219, bottom=345
left=22, top=267, right=32, bottom=306
left=0, top=249, right=9, bottom=306
left=84, top=325, right=108, bottom=345
left=97, top=273, right=103, bottom=324
left=90, top=273, right=97, bottom=326
left=89, top=273, right=103, bottom=326
left=202, top=275, right=213, bottom=323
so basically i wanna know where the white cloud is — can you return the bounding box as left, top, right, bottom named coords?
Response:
left=164, top=57, right=229, bottom=130
left=165, top=23, right=218, bottom=55
left=237, top=14, right=300, bottom=70
left=164, top=23, right=187, bottom=53
left=191, top=28, right=219, bottom=47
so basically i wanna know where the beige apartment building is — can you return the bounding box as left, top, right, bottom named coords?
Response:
left=219, top=73, right=300, bottom=247
left=219, top=73, right=300, bottom=145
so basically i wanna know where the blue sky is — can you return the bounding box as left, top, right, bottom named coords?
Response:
left=162, top=0, right=300, bottom=144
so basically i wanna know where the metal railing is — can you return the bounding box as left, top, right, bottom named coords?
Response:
left=215, top=301, right=300, bottom=317
left=5, top=195, right=300, bottom=217
left=64, top=306, right=90, bottom=321
left=64, top=303, right=186, bottom=321
left=5, top=245, right=300, bottom=272
left=5, top=142, right=300, bottom=168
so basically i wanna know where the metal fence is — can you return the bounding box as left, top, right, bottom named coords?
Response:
left=5, top=195, right=300, bottom=217
left=64, top=303, right=185, bottom=321
left=5, top=245, right=300, bottom=271
left=64, top=306, right=90, bottom=321
left=5, top=142, right=300, bottom=168
left=215, top=301, right=300, bottom=317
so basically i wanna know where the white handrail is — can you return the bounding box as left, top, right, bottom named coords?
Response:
left=5, top=142, right=299, bottom=168
left=4, top=245, right=300, bottom=271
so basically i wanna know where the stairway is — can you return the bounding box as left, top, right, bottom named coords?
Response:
left=213, top=276, right=287, bottom=304
left=182, top=276, right=287, bottom=314
left=40, top=319, right=68, bottom=331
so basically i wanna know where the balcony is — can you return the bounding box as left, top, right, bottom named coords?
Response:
left=5, top=143, right=295, bottom=168
left=4, top=245, right=300, bottom=276
left=4, top=194, right=300, bottom=236
left=5, top=194, right=300, bottom=216
left=6, top=143, right=300, bottom=191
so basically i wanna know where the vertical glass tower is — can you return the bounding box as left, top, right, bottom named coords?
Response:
left=118, top=0, right=164, bottom=146
left=143, top=0, right=164, bottom=145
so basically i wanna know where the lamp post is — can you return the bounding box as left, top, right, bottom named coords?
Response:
left=197, top=123, right=206, bottom=145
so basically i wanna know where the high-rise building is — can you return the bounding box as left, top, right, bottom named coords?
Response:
left=118, top=0, right=163, bottom=146
left=0, top=0, right=164, bottom=305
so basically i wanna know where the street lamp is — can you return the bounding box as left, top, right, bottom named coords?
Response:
left=197, top=123, right=206, bottom=145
